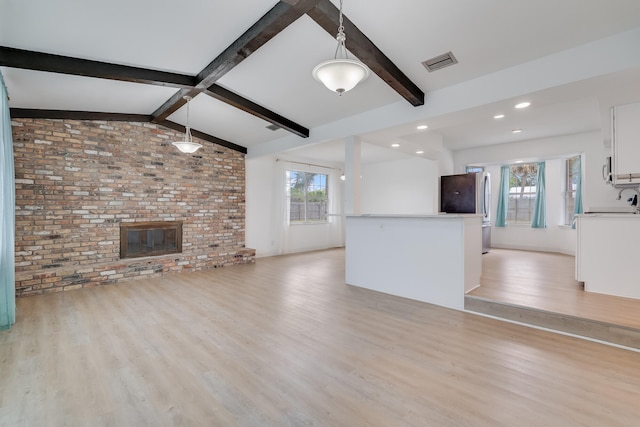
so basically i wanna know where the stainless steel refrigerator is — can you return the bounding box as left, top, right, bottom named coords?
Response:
left=439, top=172, right=491, bottom=253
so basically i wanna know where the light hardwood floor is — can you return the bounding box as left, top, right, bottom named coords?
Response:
left=469, top=249, right=640, bottom=330
left=1, top=248, right=640, bottom=426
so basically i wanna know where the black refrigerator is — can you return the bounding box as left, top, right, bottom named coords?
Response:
left=440, top=172, right=491, bottom=254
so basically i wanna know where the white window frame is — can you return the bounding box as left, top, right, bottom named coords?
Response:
left=507, top=162, right=538, bottom=224
left=286, top=170, right=329, bottom=225
left=564, top=155, right=580, bottom=227
left=466, top=166, right=484, bottom=173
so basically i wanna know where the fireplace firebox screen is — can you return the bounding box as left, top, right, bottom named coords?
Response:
left=120, top=221, right=182, bottom=259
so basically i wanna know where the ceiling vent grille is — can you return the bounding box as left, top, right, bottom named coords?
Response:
left=421, top=51, right=458, bottom=72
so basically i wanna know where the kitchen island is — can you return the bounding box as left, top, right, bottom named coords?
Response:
left=345, top=214, right=482, bottom=310
left=576, top=213, right=640, bottom=299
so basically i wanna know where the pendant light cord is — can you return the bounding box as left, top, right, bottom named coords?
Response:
left=184, top=96, right=192, bottom=142
left=338, top=0, right=344, bottom=34
left=334, top=0, right=349, bottom=60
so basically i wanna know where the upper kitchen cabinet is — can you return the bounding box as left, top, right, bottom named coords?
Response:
left=612, top=101, right=640, bottom=185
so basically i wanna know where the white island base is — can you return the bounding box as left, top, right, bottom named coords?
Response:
left=345, top=214, right=482, bottom=310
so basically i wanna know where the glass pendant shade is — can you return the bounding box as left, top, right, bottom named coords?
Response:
left=312, top=59, right=369, bottom=94
left=171, top=137, right=202, bottom=154
left=171, top=96, right=202, bottom=153
left=312, top=0, right=369, bottom=95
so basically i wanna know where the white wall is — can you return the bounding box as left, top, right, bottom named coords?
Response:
left=361, top=157, right=439, bottom=214
left=246, top=155, right=344, bottom=257
left=439, top=147, right=455, bottom=177
left=453, top=130, right=620, bottom=255
left=246, top=155, right=279, bottom=257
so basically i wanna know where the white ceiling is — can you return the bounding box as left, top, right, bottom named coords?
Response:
left=3, top=0, right=640, bottom=165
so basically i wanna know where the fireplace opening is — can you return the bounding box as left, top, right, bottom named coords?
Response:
left=120, top=221, right=183, bottom=259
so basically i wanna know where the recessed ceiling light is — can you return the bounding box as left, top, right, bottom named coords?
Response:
left=515, top=102, right=531, bottom=109
left=416, top=150, right=424, bottom=154
left=391, top=143, right=400, bottom=148
left=417, top=125, right=428, bottom=130
left=493, top=114, right=505, bottom=119
left=512, top=129, right=523, bottom=133
left=515, top=160, right=523, bottom=163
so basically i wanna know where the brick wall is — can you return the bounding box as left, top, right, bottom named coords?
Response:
left=12, top=118, right=254, bottom=296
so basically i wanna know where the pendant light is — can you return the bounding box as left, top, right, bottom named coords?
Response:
left=312, top=0, right=369, bottom=95
left=171, top=96, right=202, bottom=154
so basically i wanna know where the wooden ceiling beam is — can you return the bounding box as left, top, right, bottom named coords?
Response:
left=0, top=46, right=195, bottom=89
left=152, top=0, right=319, bottom=130
left=9, top=108, right=152, bottom=122
left=195, top=0, right=322, bottom=89
left=307, top=0, right=425, bottom=106
left=206, top=84, right=309, bottom=138
left=150, top=88, right=202, bottom=123
left=4, top=0, right=421, bottom=150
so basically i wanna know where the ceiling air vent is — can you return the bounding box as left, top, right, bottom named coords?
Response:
left=421, top=51, right=458, bottom=72
left=266, top=124, right=280, bottom=131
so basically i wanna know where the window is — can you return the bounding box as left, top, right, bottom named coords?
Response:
left=507, top=162, right=538, bottom=224
left=120, top=221, right=182, bottom=259
left=564, top=156, right=580, bottom=226
left=287, top=170, right=328, bottom=223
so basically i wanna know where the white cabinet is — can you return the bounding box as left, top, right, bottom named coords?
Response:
left=612, top=102, right=640, bottom=185
left=576, top=214, right=640, bottom=300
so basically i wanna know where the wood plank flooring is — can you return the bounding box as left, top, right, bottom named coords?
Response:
left=469, top=249, right=640, bottom=330
left=2, top=248, right=640, bottom=426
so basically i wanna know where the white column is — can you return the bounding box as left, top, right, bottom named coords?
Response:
left=344, top=136, right=362, bottom=215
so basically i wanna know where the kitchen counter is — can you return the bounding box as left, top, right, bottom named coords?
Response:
left=345, top=214, right=482, bottom=310
left=576, top=214, right=640, bottom=299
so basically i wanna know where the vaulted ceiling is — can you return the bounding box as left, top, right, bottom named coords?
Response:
left=3, top=0, right=640, bottom=164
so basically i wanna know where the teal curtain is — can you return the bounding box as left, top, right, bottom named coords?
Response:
left=0, top=71, right=16, bottom=330
left=572, top=156, right=583, bottom=229
left=531, top=161, right=546, bottom=228
left=495, top=165, right=509, bottom=227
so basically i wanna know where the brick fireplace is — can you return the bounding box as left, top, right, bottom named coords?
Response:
left=12, top=118, right=254, bottom=296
